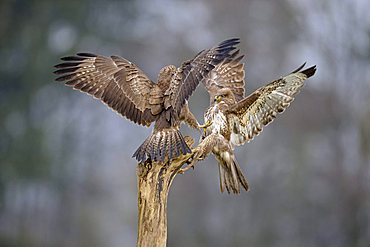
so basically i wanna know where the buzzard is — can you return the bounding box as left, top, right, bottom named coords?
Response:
left=54, top=38, right=240, bottom=162
left=201, top=53, right=317, bottom=193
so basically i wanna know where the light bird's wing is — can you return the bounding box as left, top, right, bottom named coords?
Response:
left=202, top=50, right=245, bottom=103
left=164, top=38, right=241, bottom=113
left=54, top=53, right=158, bottom=126
left=226, top=64, right=317, bottom=145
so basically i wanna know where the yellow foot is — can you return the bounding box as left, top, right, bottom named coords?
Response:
left=178, top=164, right=194, bottom=174
left=198, top=120, right=212, bottom=137
left=178, top=155, right=196, bottom=174
left=198, top=120, right=212, bottom=129
left=178, top=148, right=205, bottom=174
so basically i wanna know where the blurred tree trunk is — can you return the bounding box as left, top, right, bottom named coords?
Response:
left=136, top=151, right=194, bottom=247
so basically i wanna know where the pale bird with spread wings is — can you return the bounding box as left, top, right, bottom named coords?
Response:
left=200, top=51, right=317, bottom=193
left=54, top=38, right=240, bottom=162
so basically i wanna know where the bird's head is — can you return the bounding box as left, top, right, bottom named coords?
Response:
left=214, top=88, right=236, bottom=105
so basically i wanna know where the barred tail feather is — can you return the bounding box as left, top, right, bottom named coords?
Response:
left=133, top=129, right=191, bottom=162
left=217, top=152, right=249, bottom=194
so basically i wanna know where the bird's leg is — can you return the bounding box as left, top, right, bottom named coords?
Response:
left=198, top=120, right=212, bottom=129
left=178, top=151, right=196, bottom=174
left=198, top=120, right=212, bottom=138
left=177, top=163, right=193, bottom=174
left=178, top=133, right=217, bottom=174
left=178, top=147, right=207, bottom=174
left=178, top=153, right=198, bottom=174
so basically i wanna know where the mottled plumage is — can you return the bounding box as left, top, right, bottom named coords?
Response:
left=202, top=50, right=245, bottom=104
left=203, top=57, right=317, bottom=193
left=54, top=38, right=240, bottom=162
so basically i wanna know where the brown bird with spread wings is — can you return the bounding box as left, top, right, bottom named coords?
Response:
left=201, top=52, right=316, bottom=193
left=54, top=38, right=240, bottom=162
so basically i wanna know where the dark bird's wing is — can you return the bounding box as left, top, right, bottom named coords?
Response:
left=226, top=64, right=317, bottom=145
left=164, top=38, right=241, bottom=114
left=54, top=53, right=158, bottom=126
left=202, top=50, right=245, bottom=103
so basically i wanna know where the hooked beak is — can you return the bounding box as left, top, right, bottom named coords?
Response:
left=215, top=95, right=222, bottom=103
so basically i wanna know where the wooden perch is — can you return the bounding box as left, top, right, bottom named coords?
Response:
left=136, top=135, right=215, bottom=247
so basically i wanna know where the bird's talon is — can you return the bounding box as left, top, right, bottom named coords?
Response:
left=198, top=120, right=212, bottom=130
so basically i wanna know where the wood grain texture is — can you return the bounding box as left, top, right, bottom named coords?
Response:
left=136, top=137, right=195, bottom=247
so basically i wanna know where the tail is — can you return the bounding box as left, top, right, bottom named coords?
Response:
left=133, top=128, right=191, bottom=162
left=217, top=152, right=249, bottom=194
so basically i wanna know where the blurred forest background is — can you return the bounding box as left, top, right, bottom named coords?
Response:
left=1, top=0, right=370, bottom=246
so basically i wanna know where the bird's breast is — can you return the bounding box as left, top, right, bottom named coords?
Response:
left=205, top=105, right=228, bottom=135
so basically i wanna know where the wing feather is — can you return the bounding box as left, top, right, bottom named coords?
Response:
left=165, top=38, right=241, bottom=113
left=227, top=64, right=317, bottom=145
left=202, top=50, right=246, bottom=103
left=54, top=53, right=158, bottom=126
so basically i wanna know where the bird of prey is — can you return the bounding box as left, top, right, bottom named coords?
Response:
left=54, top=38, right=240, bottom=162
left=201, top=53, right=317, bottom=193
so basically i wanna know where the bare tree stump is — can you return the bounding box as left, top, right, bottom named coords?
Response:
left=136, top=160, right=180, bottom=246
left=136, top=134, right=214, bottom=246
left=136, top=137, right=198, bottom=247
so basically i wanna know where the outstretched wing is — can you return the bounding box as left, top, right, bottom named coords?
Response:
left=202, top=50, right=245, bottom=103
left=54, top=53, right=159, bottom=126
left=227, top=64, right=317, bottom=145
left=165, top=38, right=241, bottom=113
